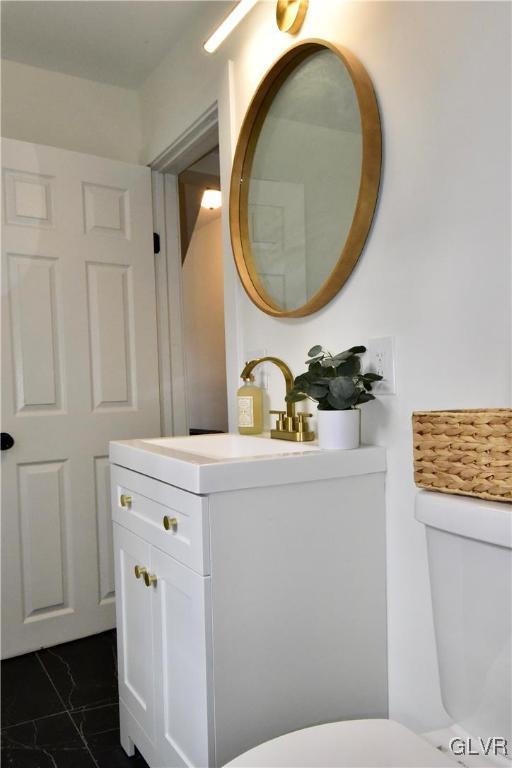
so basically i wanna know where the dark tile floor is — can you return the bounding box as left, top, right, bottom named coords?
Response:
left=1, top=630, right=149, bottom=768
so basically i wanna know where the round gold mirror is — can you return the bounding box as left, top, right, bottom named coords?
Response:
left=229, top=40, right=381, bottom=318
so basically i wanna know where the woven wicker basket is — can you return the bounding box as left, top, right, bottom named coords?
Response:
left=412, top=409, right=512, bottom=503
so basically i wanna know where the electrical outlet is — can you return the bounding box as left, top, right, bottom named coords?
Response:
left=367, top=337, right=396, bottom=395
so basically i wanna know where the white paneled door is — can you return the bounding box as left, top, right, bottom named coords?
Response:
left=1, top=138, right=160, bottom=657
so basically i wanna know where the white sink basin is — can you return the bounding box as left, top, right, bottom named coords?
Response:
left=110, top=433, right=385, bottom=494
left=144, top=434, right=319, bottom=460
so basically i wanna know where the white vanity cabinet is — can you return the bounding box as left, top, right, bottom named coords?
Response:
left=151, top=546, right=213, bottom=767
left=113, top=524, right=155, bottom=743
left=110, top=437, right=388, bottom=768
left=112, top=465, right=212, bottom=767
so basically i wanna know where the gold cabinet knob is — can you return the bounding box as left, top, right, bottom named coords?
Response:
left=134, top=565, right=147, bottom=579
left=143, top=572, right=157, bottom=587
left=120, top=494, right=132, bottom=509
left=163, top=515, right=178, bottom=532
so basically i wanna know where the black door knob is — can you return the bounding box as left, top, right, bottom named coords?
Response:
left=1, top=433, right=15, bottom=451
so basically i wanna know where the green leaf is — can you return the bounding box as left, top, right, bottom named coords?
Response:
left=326, top=377, right=359, bottom=410
left=347, top=345, right=367, bottom=355
left=307, top=345, right=323, bottom=357
left=329, top=377, right=358, bottom=399
left=307, top=361, right=324, bottom=376
left=356, top=392, right=375, bottom=404
left=330, top=350, right=352, bottom=364
left=362, top=373, right=383, bottom=381
left=285, top=391, right=308, bottom=403
left=308, top=383, right=329, bottom=398
left=305, top=354, right=323, bottom=365
left=336, top=357, right=361, bottom=376
left=326, top=394, right=354, bottom=410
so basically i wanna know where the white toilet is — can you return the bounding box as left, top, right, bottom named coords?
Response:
left=225, top=491, right=512, bottom=768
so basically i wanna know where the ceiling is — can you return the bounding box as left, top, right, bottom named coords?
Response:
left=1, top=1, right=233, bottom=89
left=179, top=146, right=220, bottom=260
left=187, top=146, right=220, bottom=177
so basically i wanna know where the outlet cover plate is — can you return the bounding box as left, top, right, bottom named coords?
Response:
left=367, top=337, right=396, bottom=395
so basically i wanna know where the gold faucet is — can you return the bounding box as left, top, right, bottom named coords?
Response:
left=240, top=357, right=315, bottom=442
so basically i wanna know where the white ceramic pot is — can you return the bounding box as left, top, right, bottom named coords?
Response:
left=317, top=408, right=360, bottom=450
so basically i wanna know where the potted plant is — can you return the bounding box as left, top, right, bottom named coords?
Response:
left=285, top=345, right=382, bottom=449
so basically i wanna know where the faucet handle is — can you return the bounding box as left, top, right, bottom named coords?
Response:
left=296, top=412, right=313, bottom=434
left=269, top=410, right=286, bottom=431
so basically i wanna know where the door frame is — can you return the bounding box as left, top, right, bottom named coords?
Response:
left=150, top=62, right=244, bottom=436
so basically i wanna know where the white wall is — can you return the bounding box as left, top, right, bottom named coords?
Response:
left=1, top=59, right=141, bottom=162
left=182, top=210, right=229, bottom=432
left=140, top=0, right=511, bottom=734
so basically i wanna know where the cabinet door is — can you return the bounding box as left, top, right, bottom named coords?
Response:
left=113, top=523, right=154, bottom=742
left=152, top=546, right=213, bottom=767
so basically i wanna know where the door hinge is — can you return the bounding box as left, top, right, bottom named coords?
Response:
left=153, top=232, right=161, bottom=254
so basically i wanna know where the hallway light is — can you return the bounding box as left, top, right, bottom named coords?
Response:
left=203, top=0, right=258, bottom=53
left=201, top=189, right=222, bottom=210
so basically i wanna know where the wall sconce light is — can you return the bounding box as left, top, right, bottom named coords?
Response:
left=204, top=0, right=308, bottom=55
left=203, top=0, right=258, bottom=53
left=201, top=189, right=222, bottom=210
left=276, top=0, right=308, bottom=34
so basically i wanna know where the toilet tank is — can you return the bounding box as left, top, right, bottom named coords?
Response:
left=415, top=492, right=512, bottom=743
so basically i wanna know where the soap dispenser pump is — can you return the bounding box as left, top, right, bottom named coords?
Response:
left=237, top=373, right=263, bottom=435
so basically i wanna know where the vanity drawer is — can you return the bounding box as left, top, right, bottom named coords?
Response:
left=111, top=465, right=210, bottom=575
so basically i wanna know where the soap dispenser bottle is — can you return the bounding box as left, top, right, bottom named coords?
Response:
left=237, top=374, right=263, bottom=435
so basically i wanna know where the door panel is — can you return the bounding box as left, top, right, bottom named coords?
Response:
left=94, top=456, right=115, bottom=605
left=152, top=546, right=213, bottom=768
left=7, top=253, right=63, bottom=412
left=4, top=168, right=55, bottom=228
left=1, top=138, right=160, bottom=657
left=86, top=261, right=135, bottom=410
left=114, top=524, right=154, bottom=741
left=18, top=460, right=70, bottom=620
left=82, top=182, right=130, bottom=239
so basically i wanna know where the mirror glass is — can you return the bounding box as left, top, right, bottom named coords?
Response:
left=246, top=49, right=362, bottom=312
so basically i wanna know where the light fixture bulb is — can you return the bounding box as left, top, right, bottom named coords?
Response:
left=203, top=0, right=258, bottom=54
left=201, top=189, right=222, bottom=210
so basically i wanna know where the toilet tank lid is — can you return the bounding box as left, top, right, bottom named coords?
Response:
left=415, top=491, right=512, bottom=548
left=223, top=719, right=457, bottom=767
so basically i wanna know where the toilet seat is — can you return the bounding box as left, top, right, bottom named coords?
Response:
left=223, top=719, right=457, bottom=767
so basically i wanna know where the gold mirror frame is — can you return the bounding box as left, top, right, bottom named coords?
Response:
left=229, top=39, right=382, bottom=318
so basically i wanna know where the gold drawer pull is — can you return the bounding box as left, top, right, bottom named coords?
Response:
left=134, top=565, right=147, bottom=579
left=120, top=494, right=132, bottom=509
left=144, top=572, right=157, bottom=587
left=163, top=515, right=178, bottom=532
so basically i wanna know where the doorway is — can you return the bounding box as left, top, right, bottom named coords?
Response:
left=151, top=103, right=237, bottom=438
left=178, top=148, right=228, bottom=435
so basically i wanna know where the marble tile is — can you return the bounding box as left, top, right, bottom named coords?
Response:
left=71, top=704, right=149, bottom=768
left=38, top=630, right=118, bottom=711
left=1, top=653, right=64, bottom=728
left=1, top=712, right=95, bottom=768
